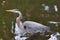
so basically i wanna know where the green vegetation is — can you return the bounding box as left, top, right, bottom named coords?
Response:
left=0, top=0, right=60, bottom=40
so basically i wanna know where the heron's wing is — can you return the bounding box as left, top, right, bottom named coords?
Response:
left=26, top=25, right=50, bottom=33
left=23, top=21, right=50, bottom=33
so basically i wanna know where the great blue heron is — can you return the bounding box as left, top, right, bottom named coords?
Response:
left=6, top=9, right=50, bottom=36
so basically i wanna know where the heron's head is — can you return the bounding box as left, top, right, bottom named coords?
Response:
left=6, top=9, right=22, bottom=19
left=6, top=9, right=21, bottom=14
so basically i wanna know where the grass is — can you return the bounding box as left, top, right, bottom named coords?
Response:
left=0, top=0, right=60, bottom=40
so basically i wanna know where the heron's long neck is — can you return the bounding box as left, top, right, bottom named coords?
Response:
left=16, top=13, right=23, bottom=28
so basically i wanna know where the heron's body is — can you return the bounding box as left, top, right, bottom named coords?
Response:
left=23, top=21, right=50, bottom=33
left=6, top=9, right=50, bottom=36
left=14, top=20, right=50, bottom=35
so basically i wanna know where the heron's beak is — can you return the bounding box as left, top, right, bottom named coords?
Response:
left=5, top=10, right=13, bottom=12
